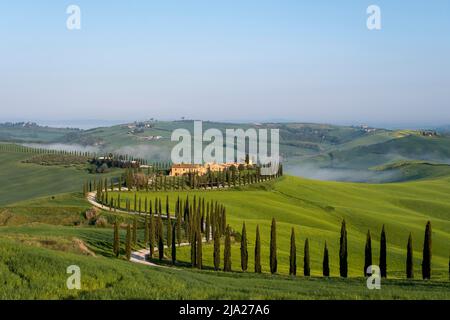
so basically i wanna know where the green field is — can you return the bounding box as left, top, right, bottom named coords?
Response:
left=109, top=175, right=450, bottom=279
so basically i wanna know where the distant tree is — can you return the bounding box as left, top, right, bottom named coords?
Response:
left=289, top=227, right=296, bottom=276
left=323, top=241, right=330, bottom=277
left=223, top=225, right=232, bottom=272
left=240, top=222, right=248, bottom=271
left=339, top=219, right=348, bottom=278
left=406, top=233, right=414, bottom=279
left=422, top=221, right=432, bottom=280
left=364, top=230, right=372, bottom=277
left=125, top=224, right=131, bottom=261
left=379, top=225, right=387, bottom=278
left=270, top=218, right=277, bottom=274
left=113, top=220, right=120, bottom=257
left=255, top=225, right=262, bottom=273
left=304, top=238, right=310, bottom=276
left=213, top=222, right=221, bottom=271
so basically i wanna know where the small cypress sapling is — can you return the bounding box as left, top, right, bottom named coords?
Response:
left=304, top=238, right=310, bottom=276
left=289, top=227, right=296, bottom=276
left=323, top=241, right=330, bottom=277
left=223, top=225, right=232, bottom=272
left=406, top=233, right=414, bottom=279
left=422, top=221, right=432, bottom=280
left=254, top=225, right=262, bottom=273
left=240, top=222, right=248, bottom=272
left=364, top=230, right=372, bottom=277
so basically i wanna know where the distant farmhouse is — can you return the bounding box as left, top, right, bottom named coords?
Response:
left=170, top=161, right=252, bottom=177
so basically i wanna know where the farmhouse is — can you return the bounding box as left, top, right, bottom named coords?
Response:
left=169, top=162, right=243, bottom=176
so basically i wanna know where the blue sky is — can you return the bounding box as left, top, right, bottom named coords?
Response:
left=0, top=1, right=449, bottom=126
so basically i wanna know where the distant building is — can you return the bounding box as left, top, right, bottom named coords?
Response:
left=169, top=162, right=244, bottom=176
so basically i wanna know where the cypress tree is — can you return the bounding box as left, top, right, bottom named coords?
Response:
left=113, top=220, right=120, bottom=257
left=379, top=224, right=387, bottom=278
left=171, top=223, right=176, bottom=264
left=240, top=222, right=248, bottom=271
left=304, top=238, right=310, bottom=276
left=213, top=222, right=221, bottom=271
left=205, top=212, right=211, bottom=242
left=196, top=225, right=202, bottom=269
left=125, top=224, right=131, bottom=261
left=158, top=233, right=164, bottom=261
left=289, top=227, right=296, bottom=276
left=255, top=225, right=262, bottom=273
left=364, top=230, right=372, bottom=276
left=323, top=241, right=330, bottom=277
left=191, top=229, right=197, bottom=267
left=406, top=233, right=414, bottom=279
left=132, top=217, right=137, bottom=246
left=270, top=218, right=277, bottom=274
left=339, top=219, right=348, bottom=278
left=176, top=211, right=182, bottom=246
left=223, top=225, right=232, bottom=272
left=148, top=213, right=154, bottom=258
left=167, top=217, right=172, bottom=248
left=422, top=221, right=432, bottom=280
left=144, top=216, right=149, bottom=244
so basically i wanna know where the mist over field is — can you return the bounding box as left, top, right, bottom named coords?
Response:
left=21, top=143, right=100, bottom=154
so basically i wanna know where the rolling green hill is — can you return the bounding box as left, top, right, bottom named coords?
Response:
left=109, top=175, right=450, bottom=279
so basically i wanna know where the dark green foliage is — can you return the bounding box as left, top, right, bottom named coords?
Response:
left=304, top=238, right=310, bottom=276
left=125, top=224, right=131, bottom=261
left=407, top=233, right=414, bottom=279
left=255, top=225, right=261, bottom=273
left=364, top=230, right=372, bottom=277
left=171, top=223, right=176, bottom=264
left=113, top=220, right=120, bottom=257
left=339, top=219, right=348, bottom=278
left=196, top=226, right=202, bottom=269
left=144, top=216, right=149, bottom=244
left=205, top=212, right=211, bottom=243
left=167, top=218, right=172, bottom=248
left=422, top=221, right=432, bottom=280
left=270, top=218, right=277, bottom=274
left=224, top=225, right=232, bottom=272
left=379, top=225, right=387, bottom=278
left=289, top=227, right=296, bottom=276
left=148, top=213, right=154, bottom=258
left=213, top=222, right=220, bottom=271
left=323, top=241, right=330, bottom=277
left=240, top=222, right=248, bottom=271
left=158, top=233, right=164, bottom=261
left=132, top=217, right=137, bottom=246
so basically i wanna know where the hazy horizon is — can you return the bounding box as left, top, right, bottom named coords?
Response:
left=1, top=1, right=449, bottom=125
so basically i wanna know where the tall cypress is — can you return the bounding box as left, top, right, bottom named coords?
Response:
left=171, top=223, right=176, bottom=264
left=270, top=218, right=277, bottom=274
left=339, top=219, right=348, bottom=278
left=379, top=224, right=387, bottom=278
left=289, top=227, right=296, bottom=276
left=364, top=230, right=372, bottom=276
left=223, top=225, right=232, bottom=272
left=323, top=241, right=330, bottom=277
left=422, top=221, right=432, bottom=280
left=148, top=213, right=154, bottom=258
left=191, top=229, right=197, bottom=267
left=205, top=212, right=211, bottom=242
left=254, top=225, right=262, bottom=273
left=125, top=224, right=131, bottom=261
left=144, top=216, right=149, bottom=244
left=240, top=222, right=248, bottom=271
left=406, top=233, right=414, bottom=279
left=304, top=238, right=310, bottom=276
left=113, top=220, right=120, bottom=257
left=213, top=222, right=221, bottom=271
left=176, top=211, right=182, bottom=246
left=132, top=217, right=137, bottom=246
left=167, top=217, right=172, bottom=249
left=196, top=226, right=202, bottom=269
left=158, top=233, right=164, bottom=261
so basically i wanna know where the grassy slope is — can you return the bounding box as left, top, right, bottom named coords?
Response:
left=110, top=176, right=450, bottom=279
left=1, top=236, right=448, bottom=299
left=0, top=148, right=119, bottom=205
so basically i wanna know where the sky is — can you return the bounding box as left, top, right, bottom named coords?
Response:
left=0, top=0, right=449, bottom=127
